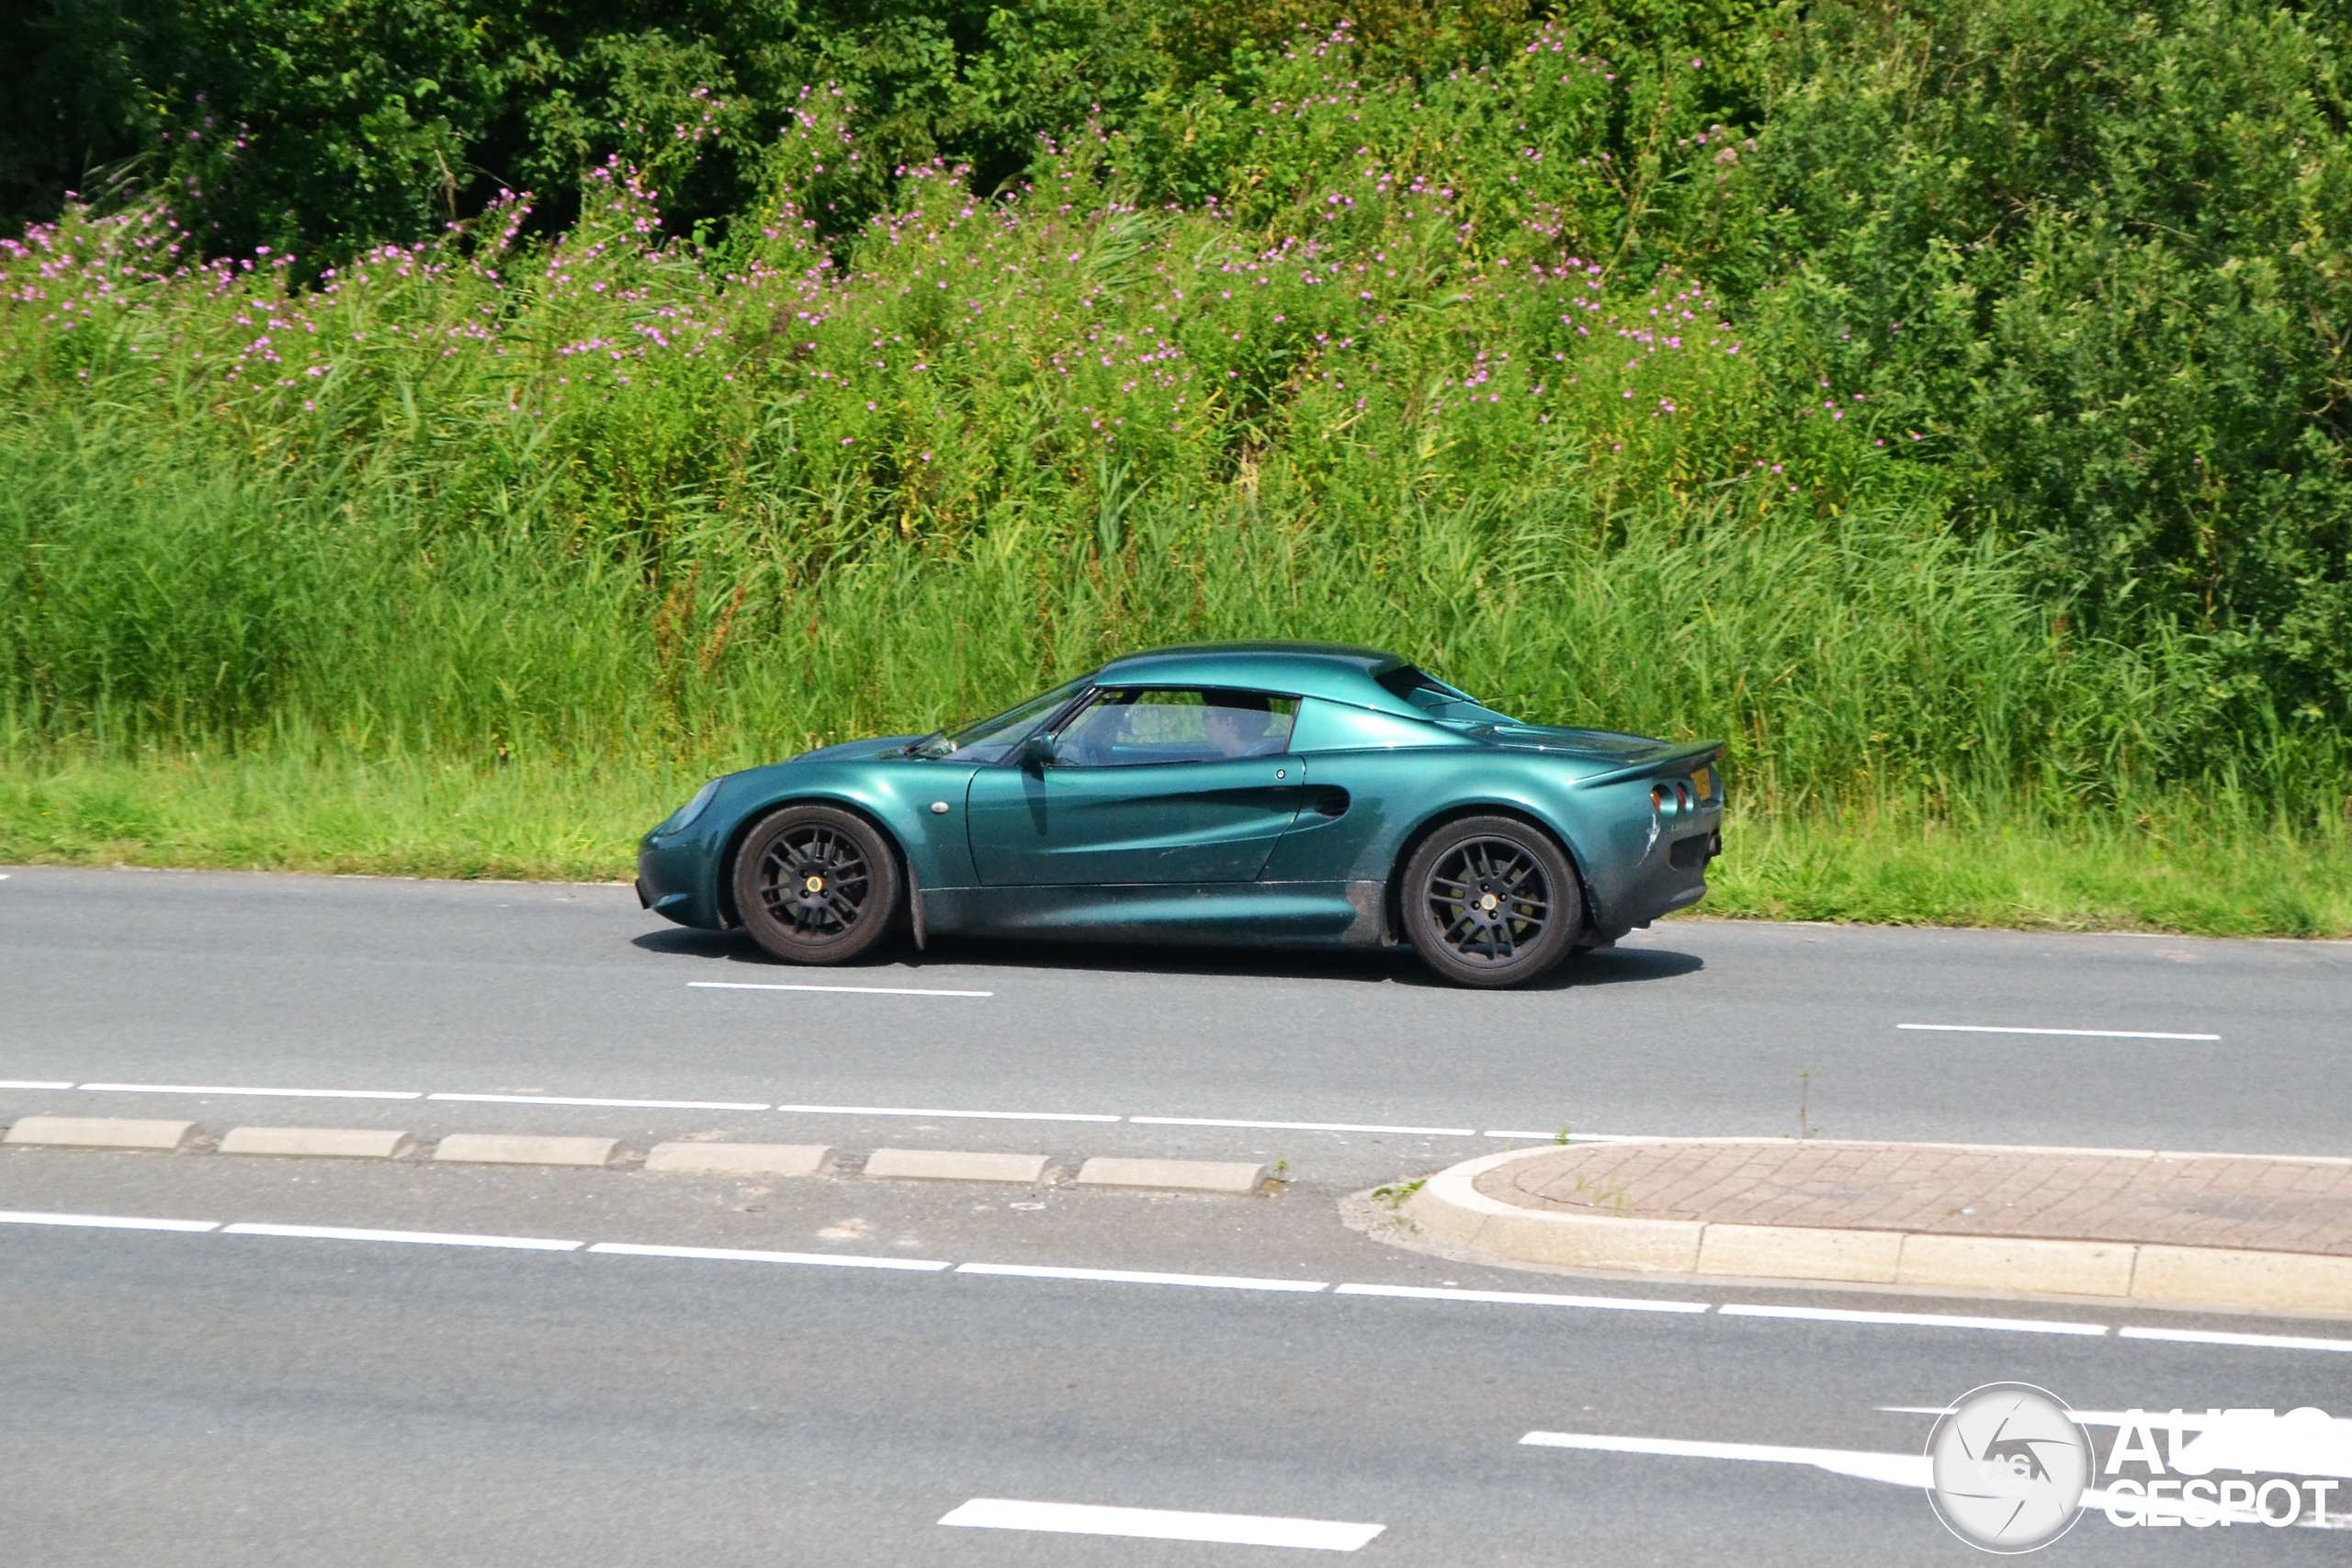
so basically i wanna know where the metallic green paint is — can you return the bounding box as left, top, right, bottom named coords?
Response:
left=967, top=753, right=1306, bottom=885
left=1287, top=698, right=1464, bottom=752
left=634, top=642, right=1724, bottom=954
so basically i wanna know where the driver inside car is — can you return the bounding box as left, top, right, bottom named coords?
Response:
left=1203, top=695, right=1279, bottom=759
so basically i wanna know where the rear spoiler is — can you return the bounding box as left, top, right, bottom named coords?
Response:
left=1574, top=740, right=1726, bottom=789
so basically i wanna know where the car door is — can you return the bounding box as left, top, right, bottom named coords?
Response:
left=1258, top=695, right=1470, bottom=884
left=965, top=687, right=1306, bottom=886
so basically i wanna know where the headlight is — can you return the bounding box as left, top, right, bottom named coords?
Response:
left=658, top=778, right=722, bottom=836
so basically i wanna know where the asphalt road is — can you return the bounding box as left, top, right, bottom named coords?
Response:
left=3, top=865, right=2348, bottom=1565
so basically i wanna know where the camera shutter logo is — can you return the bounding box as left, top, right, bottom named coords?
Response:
left=1927, top=1382, right=2093, bottom=1552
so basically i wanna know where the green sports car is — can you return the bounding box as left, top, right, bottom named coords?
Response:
left=636, top=642, right=1723, bottom=987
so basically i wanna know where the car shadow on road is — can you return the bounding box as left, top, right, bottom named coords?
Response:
left=629, top=925, right=1702, bottom=990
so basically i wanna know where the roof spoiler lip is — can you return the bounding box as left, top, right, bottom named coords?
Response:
left=1573, top=739, right=1728, bottom=788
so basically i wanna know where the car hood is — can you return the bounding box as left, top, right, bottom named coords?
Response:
left=786, top=734, right=931, bottom=765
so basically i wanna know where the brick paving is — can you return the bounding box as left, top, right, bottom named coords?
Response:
left=1475, top=1141, right=2352, bottom=1257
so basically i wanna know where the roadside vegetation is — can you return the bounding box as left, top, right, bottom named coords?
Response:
left=3, top=1, right=2347, bottom=935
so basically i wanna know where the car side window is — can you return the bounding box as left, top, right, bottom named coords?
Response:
left=1053, top=688, right=1298, bottom=767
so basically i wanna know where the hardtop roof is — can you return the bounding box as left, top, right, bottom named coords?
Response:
left=1091, top=642, right=1414, bottom=707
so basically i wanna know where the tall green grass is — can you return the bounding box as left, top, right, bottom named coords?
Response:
left=2, top=37, right=2344, bottom=932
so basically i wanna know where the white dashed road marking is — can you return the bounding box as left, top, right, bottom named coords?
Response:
left=1898, top=1023, right=2220, bottom=1042
left=1524, top=1427, right=2346, bottom=1527
left=1521, top=1430, right=1929, bottom=1487
left=1334, top=1283, right=1709, bottom=1314
left=938, top=1498, right=1384, bottom=1551
left=956, top=1262, right=1329, bottom=1292
left=1130, top=1115, right=1477, bottom=1136
left=80, top=1082, right=422, bottom=1100
left=2119, top=1325, right=2352, bottom=1354
left=1719, top=1303, right=2111, bottom=1337
left=426, top=1092, right=770, bottom=1111
left=0, top=1209, right=220, bottom=1233
left=768, top=1102, right=1121, bottom=1122
left=588, top=1241, right=950, bottom=1271
left=221, top=1222, right=583, bottom=1251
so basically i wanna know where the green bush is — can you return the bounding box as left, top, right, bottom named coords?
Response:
left=1749, top=0, right=2352, bottom=741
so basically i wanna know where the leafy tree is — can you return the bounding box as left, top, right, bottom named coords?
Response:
left=1749, top=0, right=2352, bottom=728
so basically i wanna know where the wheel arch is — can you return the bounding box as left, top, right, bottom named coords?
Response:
left=1382, top=802, right=1597, bottom=946
left=714, top=794, right=913, bottom=930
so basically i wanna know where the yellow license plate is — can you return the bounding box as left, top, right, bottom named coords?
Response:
left=1692, top=769, right=1713, bottom=801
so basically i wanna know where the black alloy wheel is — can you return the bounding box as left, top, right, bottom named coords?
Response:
left=1400, top=815, right=1582, bottom=988
left=733, top=804, right=903, bottom=964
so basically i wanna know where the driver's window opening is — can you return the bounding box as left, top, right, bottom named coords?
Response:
left=1055, top=688, right=1298, bottom=766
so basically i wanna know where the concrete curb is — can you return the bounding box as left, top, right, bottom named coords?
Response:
left=864, top=1149, right=1051, bottom=1185
left=1, top=1119, right=1300, bottom=1195
left=220, top=1126, right=414, bottom=1160
left=4, top=1116, right=198, bottom=1152
left=433, top=1134, right=621, bottom=1168
left=1073, top=1157, right=1270, bottom=1195
left=645, top=1142, right=831, bottom=1177
left=1403, top=1145, right=2352, bottom=1314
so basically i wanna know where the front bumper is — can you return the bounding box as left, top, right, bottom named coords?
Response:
left=636, top=837, right=725, bottom=929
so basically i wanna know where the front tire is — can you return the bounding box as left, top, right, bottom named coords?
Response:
left=1400, top=816, right=1582, bottom=988
left=733, top=805, right=903, bottom=965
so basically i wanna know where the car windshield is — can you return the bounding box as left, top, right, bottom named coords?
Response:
left=1374, top=664, right=1517, bottom=722
left=906, top=677, right=1089, bottom=762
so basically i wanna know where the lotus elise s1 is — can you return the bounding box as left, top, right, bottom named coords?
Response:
left=637, top=643, right=1723, bottom=987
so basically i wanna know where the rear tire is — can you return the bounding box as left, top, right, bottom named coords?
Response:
left=733, top=805, right=903, bottom=965
left=1400, top=815, right=1582, bottom=988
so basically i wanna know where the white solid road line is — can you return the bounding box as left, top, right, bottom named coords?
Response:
left=690, top=979, right=994, bottom=998
left=1335, top=1282, right=1710, bottom=1314
left=14, top=1207, right=2352, bottom=1352
left=957, top=1262, right=1329, bottom=1292
left=770, top=1102, right=1122, bottom=1122
left=0, top=1209, right=220, bottom=1233
left=1521, top=1430, right=1929, bottom=1488
left=1719, top=1303, right=2111, bottom=1337
left=2120, top=1325, right=2352, bottom=1353
left=427, top=1092, right=772, bottom=1111
left=1898, top=1023, right=2221, bottom=1042
left=1130, top=1115, right=1477, bottom=1136
left=589, top=1241, right=951, bottom=1271
left=79, top=1082, right=424, bottom=1100
left=6, top=1073, right=1536, bottom=1136
left=1483, top=1130, right=1647, bottom=1142
left=222, top=1222, right=583, bottom=1251
left=939, top=1498, right=1384, bottom=1551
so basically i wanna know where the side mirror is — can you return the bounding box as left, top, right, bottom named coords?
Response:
left=1018, top=731, right=1057, bottom=771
